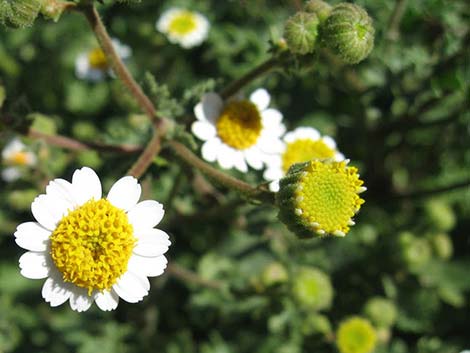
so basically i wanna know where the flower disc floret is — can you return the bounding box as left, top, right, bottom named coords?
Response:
left=277, top=160, right=365, bottom=238
left=87, top=48, right=108, bottom=70
left=50, top=199, right=136, bottom=295
left=336, top=316, right=377, bottom=353
left=281, top=138, right=336, bottom=173
left=216, top=100, right=263, bottom=150
left=168, top=10, right=197, bottom=35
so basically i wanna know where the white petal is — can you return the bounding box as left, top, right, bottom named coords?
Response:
left=233, top=153, right=248, bottom=173
left=250, top=88, right=270, bottom=111
left=261, top=108, right=283, bottom=128
left=107, top=176, right=141, bottom=211
left=217, top=145, right=237, bottom=170
left=191, top=121, right=216, bottom=141
left=194, top=93, right=223, bottom=124
left=69, top=288, right=93, bottom=312
left=133, top=229, right=171, bottom=257
left=258, top=138, right=285, bottom=154
left=322, top=136, right=337, bottom=150
left=1, top=167, right=21, bottom=182
left=31, top=194, right=70, bottom=231
left=244, top=148, right=264, bottom=170
left=94, top=290, right=119, bottom=311
left=71, top=167, right=102, bottom=206
left=263, top=167, right=284, bottom=182
left=42, top=274, right=73, bottom=307
left=334, top=152, right=345, bottom=161
left=269, top=180, right=280, bottom=192
left=14, top=222, right=51, bottom=252
left=113, top=271, right=150, bottom=303
left=128, top=255, right=168, bottom=277
left=127, top=200, right=165, bottom=231
left=46, top=179, right=77, bottom=208
left=19, top=252, right=49, bottom=279
left=2, top=138, right=25, bottom=159
left=201, top=138, right=221, bottom=163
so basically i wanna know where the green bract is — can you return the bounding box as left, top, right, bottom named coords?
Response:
left=0, top=0, right=42, bottom=28
left=284, top=11, right=320, bottom=55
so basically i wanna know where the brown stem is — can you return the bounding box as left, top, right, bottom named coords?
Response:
left=168, top=140, right=275, bottom=204
left=220, top=56, right=281, bottom=99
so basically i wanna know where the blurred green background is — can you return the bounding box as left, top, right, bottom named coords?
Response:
left=0, top=0, right=469, bottom=352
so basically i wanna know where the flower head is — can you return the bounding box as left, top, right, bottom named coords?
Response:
left=75, top=39, right=131, bottom=82
left=14, top=167, right=170, bottom=312
left=277, top=159, right=365, bottom=238
left=264, top=127, right=344, bottom=191
left=292, top=267, right=333, bottom=311
left=156, top=8, right=209, bottom=49
left=1, top=137, right=36, bottom=182
left=336, top=316, right=377, bottom=353
left=191, top=89, right=286, bottom=172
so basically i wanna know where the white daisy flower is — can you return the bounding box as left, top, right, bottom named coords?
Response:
left=75, top=39, right=131, bottom=82
left=15, top=167, right=171, bottom=312
left=263, top=127, right=345, bottom=191
left=156, top=8, right=209, bottom=49
left=1, top=138, right=37, bottom=182
left=191, top=89, right=286, bottom=173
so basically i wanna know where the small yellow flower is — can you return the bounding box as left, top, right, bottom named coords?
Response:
left=157, top=8, right=209, bottom=49
left=1, top=138, right=36, bottom=182
left=277, top=159, right=365, bottom=238
left=336, top=316, right=377, bottom=353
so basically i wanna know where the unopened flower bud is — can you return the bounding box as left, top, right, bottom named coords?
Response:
left=430, top=233, right=453, bottom=260
left=363, top=297, right=397, bottom=328
left=292, top=267, right=333, bottom=311
left=320, top=3, right=375, bottom=64
left=261, top=262, right=289, bottom=288
left=305, top=0, right=332, bottom=23
left=425, top=199, right=456, bottom=231
left=1, top=0, right=43, bottom=28
left=399, top=232, right=432, bottom=270
left=284, top=11, right=320, bottom=55
left=336, top=316, right=377, bottom=353
left=40, top=0, right=68, bottom=22
left=277, top=160, right=365, bottom=238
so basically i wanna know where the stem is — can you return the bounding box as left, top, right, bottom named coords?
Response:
left=168, top=140, right=275, bottom=204
left=386, top=0, right=408, bottom=41
left=166, top=263, right=224, bottom=290
left=393, top=179, right=470, bottom=200
left=220, top=56, right=281, bottom=99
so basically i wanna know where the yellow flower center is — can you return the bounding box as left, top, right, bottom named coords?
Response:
left=216, top=100, right=263, bottom=150
left=337, top=317, right=377, bottom=353
left=168, top=11, right=198, bottom=35
left=50, top=199, right=136, bottom=295
left=295, top=160, right=364, bottom=235
left=88, top=48, right=108, bottom=70
left=9, top=151, right=29, bottom=166
left=282, top=139, right=336, bottom=173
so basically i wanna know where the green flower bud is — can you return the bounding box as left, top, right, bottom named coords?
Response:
left=40, top=0, right=69, bottom=22
left=399, top=232, right=432, bottom=270
left=430, top=233, right=453, bottom=260
left=304, top=0, right=332, bottom=23
left=277, top=160, right=365, bottom=238
left=72, top=121, right=99, bottom=140
left=292, top=267, right=333, bottom=311
left=320, top=3, right=374, bottom=64
left=284, top=11, right=320, bottom=55
left=7, top=189, right=38, bottom=211
left=261, top=262, right=289, bottom=288
left=425, top=199, right=456, bottom=231
left=336, top=316, right=377, bottom=353
left=1, top=0, right=43, bottom=28
left=363, top=297, right=397, bottom=328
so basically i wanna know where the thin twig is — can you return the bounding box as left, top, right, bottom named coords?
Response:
left=168, top=140, right=275, bottom=204
left=220, top=56, right=281, bottom=99
left=386, top=0, right=408, bottom=41
left=393, top=179, right=470, bottom=200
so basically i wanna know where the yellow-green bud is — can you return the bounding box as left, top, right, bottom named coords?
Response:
left=261, top=262, right=289, bottom=288
left=425, top=199, right=456, bottom=231
left=336, top=316, right=377, bottom=353
left=284, top=11, right=320, bottom=55
left=277, top=160, right=365, bottom=238
left=363, top=297, right=397, bottom=328
left=430, top=233, right=453, bottom=260
left=320, top=3, right=375, bottom=64
left=399, top=232, right=432, bottom=270
left=1, top=0, right=43, bottom=28
left=292, top=267, right=333, bottom=311
left=304, top=0, right=332, bottom=23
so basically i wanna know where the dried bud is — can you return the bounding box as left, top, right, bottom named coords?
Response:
left=305, top=0, right=332, bottom=23
left=284, top=11, right=320, bottom=55
left=320, top=3, right=375, bottom=64
left=277, top=159, right=365, bottom=238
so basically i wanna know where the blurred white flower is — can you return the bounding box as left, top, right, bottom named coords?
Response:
left=1, top=138, right=36, bottom=182
left=157, top=8, right=209, bottom=49
left=263, top=127, right=344, bottom=191
left=75, top=39, right=131, bottom=81
left=15, top=167, right=170, bottom=312
left=191, top=89, right=286, bottom=172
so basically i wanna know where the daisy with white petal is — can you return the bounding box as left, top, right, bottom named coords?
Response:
left=191, top=89, right=286, bottom=173
left=75, top=39, right=131, bottom=82
left=15, top=167, right=170, bottom=312
left=156, top=8, right=209, bottom=49
left=1, top=138, right=37, bottom=182
left=263, top=127, right=345, bottom=191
